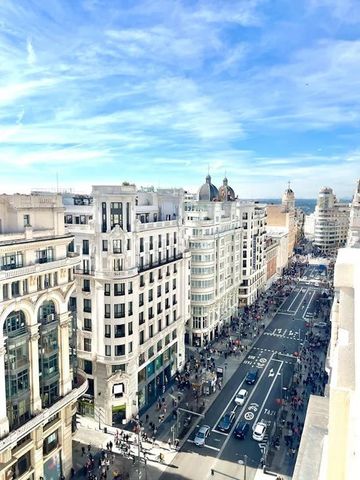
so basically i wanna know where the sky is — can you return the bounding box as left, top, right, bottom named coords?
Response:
left=1, top=0, right=360, bottom=198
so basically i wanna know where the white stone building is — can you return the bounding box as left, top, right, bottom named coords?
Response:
left=0, top=193, right=87, bottom=480
left=184, top=175, right=266, bottom=347
left=64, top=185, right=190, bottom=425
left=313, top=187, right=350, bottom=254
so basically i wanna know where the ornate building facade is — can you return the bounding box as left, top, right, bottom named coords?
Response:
left=0, top=193, right=87, bottom=480
left=64, top=185, right=190, bottom=426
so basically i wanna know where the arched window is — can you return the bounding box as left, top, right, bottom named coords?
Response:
left=38, top=300, right=56, bottom=324
left=3, top=311, right=26, bottom=336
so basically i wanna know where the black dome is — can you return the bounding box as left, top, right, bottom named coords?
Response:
left=198, top=174, right=219, bottom=201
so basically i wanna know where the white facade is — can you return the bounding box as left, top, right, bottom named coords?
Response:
left=348, top=179, right=360, bottom=248
left=184, top=177, right=266, bottom=347
left=64, top=185, right=190, bottom=425
left=266, top=227, right=289, bottom=275
left=0, top=194, right=87, bottom=480
left=314, top=187, right=350, bottom=253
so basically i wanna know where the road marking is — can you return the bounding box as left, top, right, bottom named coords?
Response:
left=252, top=361, right=283, bottom=428
left=268, top=368, right=275, bottom=377
left=186, top=439, right=220, bottom=451
left=244, top=411, right=254, bottom=420
left=259, top=358, right=267, bottom=363
left=211, top=429, right=229, bottom=436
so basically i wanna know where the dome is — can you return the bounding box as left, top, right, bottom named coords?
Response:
left=218, top=177, right=236, bottom=201
left=198, top=174, right=219, bottom=201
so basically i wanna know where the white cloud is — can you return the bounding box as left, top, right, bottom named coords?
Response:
left=26, top=38, right=36, bottom=65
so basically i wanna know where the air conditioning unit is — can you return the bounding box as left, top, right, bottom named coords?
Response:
left=47, top=313, right=55, bottom=322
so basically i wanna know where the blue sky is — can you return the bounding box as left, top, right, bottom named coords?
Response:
left=1, top=0, right=360, bottom=198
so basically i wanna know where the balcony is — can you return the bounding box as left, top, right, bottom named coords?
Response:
left=139, top=254, right=183, bottom=273
left=0, top=370, right=88, bottom=453
left=0, top=254, right=80, bottom=281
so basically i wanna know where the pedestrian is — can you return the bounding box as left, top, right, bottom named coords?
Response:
left=81, top=446, right=86, bottom=456
left=145, top=414, right=149, bottom=423
left=88, top=444, right=91, bottom=452
left=168, top=438, right=172, bottom=449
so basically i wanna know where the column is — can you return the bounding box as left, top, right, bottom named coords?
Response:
left=28, top=325, right=42, bottom=413
left=59, top=313, right=72, bottom=396
left=0, top=343, right=10, bottom=438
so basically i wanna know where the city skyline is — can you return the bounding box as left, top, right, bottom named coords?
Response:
left=1, top=0, right=360, bottom=197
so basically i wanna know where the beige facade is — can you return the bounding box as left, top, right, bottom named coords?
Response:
left=0, top=194, right=87, bottom=480
left=265, top=237, right=278, bottom=286
left=64, top=185, right=190, bottom=426
left=266, top=205, right=295, bottom=259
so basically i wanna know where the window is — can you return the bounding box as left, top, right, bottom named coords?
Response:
left=113, top=383, right=124, bottom=398
left=114, top=325, right=125, bottom=338
left=84, top=318, right=92, bottom=332
left=165, top=298, right=170, bottom=309
left=110, top=202, right=123, bottom=229
left=149, top=325, right=153, bottom=338
left=113, top=239, right=122, bottom=254
left=127, top=239, right=131, bottom=250
left=157, top=285, right=161, bottom=297
left=129, top=341, right=133, bottom=353
left=104, top=283, right=110, bottom=296
left=166, top=314, right=170, bottom=327
left=148, top=346, right=154, bottom=358
left=113, top=258, right=123, bottom=271
left=68, top=239, right=74, bottom=253
left=83, top=360, right=92, bottom=374
left=139, top=330, right=144, bottom=345
left=43, top=430, right=58, bottom=455
left=139, top=311, right=144, bottom=325
left=173, top=279, right=176, bottom=290
left=165, top=334, right=170, bottom=346
left=37, top=247, right=53, bottom=264
left=23, top=279, right=28, bottom=294
left=1, top=252, right=23, bottom=270
left=2, top=284, right=9, bottom=300
left=84, top=338, right=91, bottom=352
left=157, top=302, right=162, bottom=314
left=139, top=354, right=145, bottom=368
left=158, top=269, right=162, bottom=280
left=83, top=240, right=89, bottom=255
left=115, top=345, right=125, bottom=356
left=173, top=232, right=177, bottom=244
left=83, top=279, right=91, bottom=292
left=83, top=299, right=91, bottom=313
left=172, top=329, right=177, bottom=340
left=23, top=214, right=30, bottom=227
left=128, top=322, right=133, bottom=335
left=139, top=293, right=144, bottom=307
left=140, top=237, right=144, bottom=253
left=165, top=282, right=169, bottom=293
left=105, top=304, right=111, bottom=318
left=157, top=340, right=162, bottom=352
left=158, top=235, right=162, bottom=248
left=128, top=302, right=133, bottom=316
left=173, top=294, right=177, bottom=305
left=140, top=275, right=145, bottom=287
left=166, top=233, right=170, bottom=246
left=105, top=345, right=111, bottom=357
left=102, top=239, right=108, bottom=251
left=114, top=304, right=125, bottom=318
left=158, top=319, right=162, bottom=332
left=174, top=263, right=177, bottom=273
left=148, top=307, right=153, bottom=319
left=166, top=266, right=170, bottom=276
left=148, top=289, right=153, bottom=302
left=149, top=236, right=153, bottom=250
left=114, top=283, right=125, bottom=296
left=173, top=310, right=177, bottom=323
left=105, top=325, right=111, bottom=338
left=65, top=214, right=73, bottom=224
left=128, top=281, right=133, bottom=294
left=149, top=272, right=154, bottom=283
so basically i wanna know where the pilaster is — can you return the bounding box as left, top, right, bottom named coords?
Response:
left=0, top=345, right=9, bottom=438
left=59, top=314, right=72, bottom=396
left=28, top=325, right=42, bottom=413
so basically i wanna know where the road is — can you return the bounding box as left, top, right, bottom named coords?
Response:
left=163, top=264, right=330, bottom=480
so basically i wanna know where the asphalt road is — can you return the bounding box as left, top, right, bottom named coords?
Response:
left=164, top=264, right=330, bottom=480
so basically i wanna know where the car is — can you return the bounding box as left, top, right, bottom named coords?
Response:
left=218, top=411, right=236, bottom=432
left=194, top=425, right=210, bottom=446
left=235, top=388, right=248, bottom=406
left=252, top=422, right=267, bottom=441
left=245, top=368, right=259, bottom=385
left=313, top=321, right=328, bottom=328
left=234, top=421, right=250, bottom=439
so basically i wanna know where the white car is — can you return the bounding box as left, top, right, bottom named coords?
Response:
left=252, top=422, right=267, bottom=441
left=194, top=425, right=210, bottom=447
left=235, top=388, right=248, bottom=406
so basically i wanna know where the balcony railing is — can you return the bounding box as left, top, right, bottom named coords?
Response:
left=0, top=370, right=88, bottom=453
left=0, top=255, right=80, bottom=281
left=139, top=254, right=183, bottom=273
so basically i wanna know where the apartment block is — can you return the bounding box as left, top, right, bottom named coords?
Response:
left=0, top=193, right=87, bottom=480
left=64, top=185, right=190, bottom=426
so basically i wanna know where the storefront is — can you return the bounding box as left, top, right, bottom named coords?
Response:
left=112, top=404, right=126, bottom=426
left=43, top=451, right=62, bottom=480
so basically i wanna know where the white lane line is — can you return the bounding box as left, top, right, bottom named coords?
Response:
left=187, top=439, right=221, bottom=451
left=210, top=429, right=228, bottom=437
left=287, top=289, right=301, bottom=312
left=252, top=361, right=283, bottom=428
left=303, top=290, right=316, bottom=320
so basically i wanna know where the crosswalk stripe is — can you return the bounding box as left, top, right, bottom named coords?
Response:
left=187, top=439, right=220, bottom=451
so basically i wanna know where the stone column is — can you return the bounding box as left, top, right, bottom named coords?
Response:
left=28, top=325, right=42, bottom=413
left=0, top=344, right=10, bottom=438
left=59, top=313, right=72, bottom=396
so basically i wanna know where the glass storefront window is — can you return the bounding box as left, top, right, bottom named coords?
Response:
left=163, top=348, right=170, bottom=363
left=138, top=367, right=146, bottom=384
left=155, top=354, right=163, bottom=371
left=146, top=361, right=155, bottom=378
left=43, top=451, right=62, bottom=480
left=43, top=430, right=58, bottom=455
